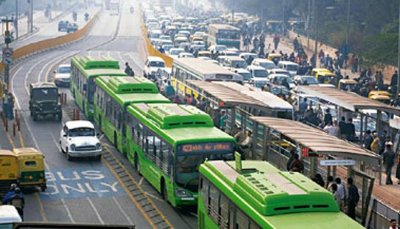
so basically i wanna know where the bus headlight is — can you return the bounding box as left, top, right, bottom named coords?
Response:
left=175, top=187, right=190, bottom=198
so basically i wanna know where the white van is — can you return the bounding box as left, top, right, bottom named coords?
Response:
left=0, top=205, right=22, bottom=227
left=277, top=61, right=299, bottom=76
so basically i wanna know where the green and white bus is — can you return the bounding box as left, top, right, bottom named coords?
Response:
left=198, top=159, right=364, bottom=229
left=125, top=103, right=236, bottom=207
left=208, top=24, right=241, bottom=49
left=93, top=76, right=170, bottom=154
left=70, top=56, right=126, bottom=120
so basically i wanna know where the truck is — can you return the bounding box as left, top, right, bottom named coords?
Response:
left=29, top=82, right=62, bottom=121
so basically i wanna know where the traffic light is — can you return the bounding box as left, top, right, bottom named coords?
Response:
left=4, top=31, right=11, bottom=44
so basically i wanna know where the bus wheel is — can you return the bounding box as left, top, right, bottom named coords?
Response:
left=113, top=132, right=118, bottom=147
left=161, top=179, right=167, bottom=201
left=134, top=153, right=141, bottom=176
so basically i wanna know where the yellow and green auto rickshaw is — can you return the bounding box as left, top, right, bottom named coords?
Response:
left=338, top=79, right=357, bottom=91
left=0, top=150, right=18, bottom=193
left=267, top=53, right=282, bottom=65
left=368, top=91, right=391, bottom=104
left=13, top=148, right=47, bottom=191
left=311, top=68, right=337, bottom=84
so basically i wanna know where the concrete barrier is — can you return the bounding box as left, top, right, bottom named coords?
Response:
left=141, top=18, right=173, bottom=68
left=0, top=11, right=99, bottom=75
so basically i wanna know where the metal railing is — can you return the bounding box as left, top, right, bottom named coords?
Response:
left=368, top=198, right=400, bottom=229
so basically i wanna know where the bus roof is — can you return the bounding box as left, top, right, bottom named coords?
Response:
left=97, top=76, right=159, bottom=94
left=82, top=69, right=126, bottom=78
left=209, top=24, right=240, bottom=31
left=174, top=58, right=239, bottom=77
left=96, top=76, right=170, bottom=106
left=71, top=56, right=120, bottom=70
left=127, top=103, right=234, bottom=145
left=201, top=160, right=363, bottom=228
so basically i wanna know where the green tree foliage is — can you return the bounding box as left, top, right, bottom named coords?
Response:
left=222, top=0, right=400, bottom=66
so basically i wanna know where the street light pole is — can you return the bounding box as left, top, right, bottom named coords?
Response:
left=396, top=0, right=400, bottom=101
left=313, top=0, right=318, bottom=67
left=345, top=0, right=351, bottom=59
left=15, top=0, right=18, bottom=39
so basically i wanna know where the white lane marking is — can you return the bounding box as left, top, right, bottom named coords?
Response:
left=61, top=198, right=76, bottom=223
left=144, top=192, right=163, bottom=202
left=86, top=197, right=105, bottom=225
left=112, top=196, right=134, bottom=225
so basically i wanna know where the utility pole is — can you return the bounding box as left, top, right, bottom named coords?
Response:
left=396, top=1, right=400, bottom=101
left=15, top=0, right=18, bottom=39
left=313, top=0, right=318, bottom=68
left=1, top=18, right=15, bottom=120
left=345, top=0, right=351, bottom=61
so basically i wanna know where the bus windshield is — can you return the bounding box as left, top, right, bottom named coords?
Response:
left=176, top=153, right=233, bottom=192
left=175, top=142, right=234, bottom=192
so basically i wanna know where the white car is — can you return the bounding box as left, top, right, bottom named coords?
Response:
left=143, top=56, right=166, bottom=79
left=54, top=64, right=71, bottom=87
left=178, top=52, right=194, bottom=58
left=251, top=58, right=276, bottom=70
left=60, top=120, right=102, bottom=160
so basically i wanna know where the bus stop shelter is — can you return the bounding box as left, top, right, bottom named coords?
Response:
left=250, top=116, right=381, bottom=225
left=297, top=86, right=400, bottom=137
left=185, top=80, right=293, bottom=134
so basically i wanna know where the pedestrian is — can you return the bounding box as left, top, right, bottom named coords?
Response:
left=396, top=154, right=400, bottom=185
left=273, top=34, right=280, bottom=50
left=124, top=62, right=135, bottom=76
left=345, top=118, right=356, bottom=141
left=339, top=116, right=346, bottom=138
left=323, top=109, right=333, bottom=127
left=163, top=81, right=175, bottom=99
left=172, top=95, right=181, bottom=104
left=363, top=130, right=373, bottom=150
left=389, top=219, right=398, bottom=229
left=335, top=177, right=346, bottom=210
left=313, top=174, right=325, bottom=187
left=331, top=183, right=341, bottom=209
left=346, top=177, right=359, bottom=220
left=326, top=176, right=334, bottom=190
left=219, top=110, right=227, bottom=131
left=383, top=142, right=396, bottom=185
left=371, top=132, right=380, bottom=154
left=9, top=187, right=24, bottom=219
left=2, top=183, right=17, bottom=204
left=289, top=154, right=304, bottom=173
left=287, top=149, right=296, bottom=171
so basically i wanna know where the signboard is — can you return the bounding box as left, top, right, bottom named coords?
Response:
left=177, top=142, right=234, bottom=154
left=2, top=47, right=13, bottom=65
left=320, top=160, right=356, bottom=166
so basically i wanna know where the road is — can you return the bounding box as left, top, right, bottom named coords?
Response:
left=3, top=0, right=197, bottom=228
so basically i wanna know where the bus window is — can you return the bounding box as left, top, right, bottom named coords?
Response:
left=209, top=185, right=219, bottom=223
left=219, top=194, right=229, bottom=228
left=235, top=210, right=250, bottom=229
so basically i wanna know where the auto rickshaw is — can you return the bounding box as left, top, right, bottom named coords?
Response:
left=13, top=148, right=47, bottom=191
left=267, top=53, right=282, bottom=65
left=338, top=79, right=357, bottom=91
left=311, top=68, right=336, bottom=84
left=368, top=90, right=391, bottom=104
left=0, top=150, right=18, bottom=194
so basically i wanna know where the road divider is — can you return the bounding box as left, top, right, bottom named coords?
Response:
left=141, top=20, right=173, bottom=68
left=0, top=10, right=101, bottom=80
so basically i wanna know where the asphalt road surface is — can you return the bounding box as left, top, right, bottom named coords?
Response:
left=4, top=0, right=197, bottom=228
